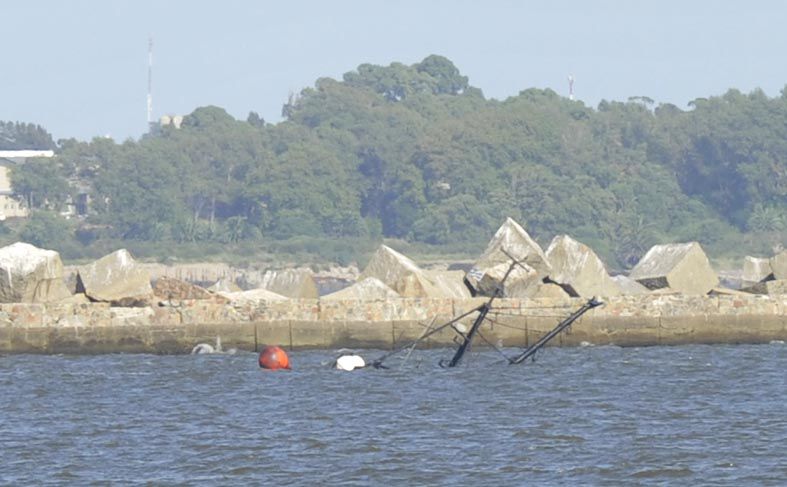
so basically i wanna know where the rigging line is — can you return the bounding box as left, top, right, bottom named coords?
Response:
left=475, top=329, right=513, bottom=362
left=486, top=305, right=572, bottom=310
left=499, top=305, right=583, bottom=311
left=509, top=297, right=602, bottom=365
left=372, top=305, right=483, bottom=367
left=403, top=316, right=436, bottom=366
left=444, top=255, right=523, bottom=368
left=482, top=315, right=527, bottom=331
left=487, top=310, right=569, bottom=318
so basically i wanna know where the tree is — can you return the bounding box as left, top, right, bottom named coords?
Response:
left=9, top=159, right=70, bottom=209
left=20, top=211, right=72, bottom=248
left=0, top=121, right=56, bottom=150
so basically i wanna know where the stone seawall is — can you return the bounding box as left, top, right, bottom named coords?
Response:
left=1, top=295, right=785, bottom=354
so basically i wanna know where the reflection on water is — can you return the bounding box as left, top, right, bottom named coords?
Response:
left=1, top=344, right=785, bottom=485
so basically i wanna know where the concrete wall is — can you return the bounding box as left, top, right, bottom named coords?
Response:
left=0, top=295, right=785, bottom=354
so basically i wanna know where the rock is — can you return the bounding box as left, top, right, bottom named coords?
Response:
left=545, top=235, right=621, bottom=297
left=629, top=242, right=718, bottom=295
left=57, top=293, right=91, bottom=304
left=0, top=242, right=71, bottom=303
left=770, top=250, right=787, bottom=280
left=742, top=279, right=787, bottom=296
left=649, top=288, right=682, bottom=295
left=465, top=218, right=551, bottom=297
left=76, top=249, right=153, bottom=306
left=611, top=275, right=650, bottom=295
left=708, top=287, right=751, bottom=296
left=153, top=276, right=219, bottom=301
left=139, top=262, right=238, bottom=286
left=717, top=269, right=744, bottom=290
left=321, top=277, right=400, bottom=300
left=258, top=268, right=319, bottom=299
left=529, top=282, right=572, bottom=299
left=359, top=245, right=443, bottom=298
left=219, top=288, right=289, bottom=303
left=313, top=265, right=360, bottom=282
left=208, top=278, right=242, bottom=293
left=742, top=256, right=773, bottom=287
left=424, top=270, right=472, bottom=299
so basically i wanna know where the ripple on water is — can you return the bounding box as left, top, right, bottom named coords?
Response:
left=0, top=344, right=785, bottom=485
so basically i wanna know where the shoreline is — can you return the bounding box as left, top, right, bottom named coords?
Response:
left=1, top=294, right=785, bottom=354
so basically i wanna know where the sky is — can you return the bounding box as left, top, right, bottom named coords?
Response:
left=3, top=0, right=786, bottom=142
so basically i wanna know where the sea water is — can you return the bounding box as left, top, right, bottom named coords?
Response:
left=1, top=344, right=785, bottom=485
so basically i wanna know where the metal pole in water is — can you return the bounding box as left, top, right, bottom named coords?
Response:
left=509, top=297, right=602, bottom=365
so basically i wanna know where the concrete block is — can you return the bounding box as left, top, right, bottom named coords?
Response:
left=581, top=314, right=661, bottom=346
left=290, top=320, right=329, bottom=349
left=326, top=321, right=392, bottom=349
left=255, top=321, right=292, bottom=351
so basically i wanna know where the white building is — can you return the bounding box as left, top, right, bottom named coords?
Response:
left=0, top=150, right=55, bottom=220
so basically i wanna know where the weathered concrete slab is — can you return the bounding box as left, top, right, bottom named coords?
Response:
left=660, top=314, right=784, bottom=345
left=289, top=320, right=329, bottom=349
left=360, top=245, right=446, bottom=298
left=255, top=321, right=292, bottom=350
left=465, top=218, right=551, bottom=297
left=208, top=278, right=241, bottom=293
left=326, top=321, right=392, bottom=349
left=611, top=275, right=650, bottom=295
left=629, top=242, right=718, bottom=295
left=259, top=268, right=319, bottom=299
left=742, top=279, right=787, bottom=296
left=742, top=256, right=773, bottom=287
left=321, top=277, right=399, bottom=300
left=580, top=314, right=662, bottom=346
left=529, top=282, right=573, bottom=299
left=153, top=276, right=217, bottom=301
left=392, top=320, right=433, bottom=347
left=546, top=235, right=621, bottom=297
left=76, top=249, right=153, bottom=306
left=0, top=242, right=71, bottom=303
left=424, top=270, right=472, bottom=299
left=480, top=314, right=527, bottom=348
left=770, top=250, right=787, bottom=280
left=708, top=287, right=751, bottom=296
left=466, top=218, right=551, bottom=298
left=0, top=294, right=785, bottom=353
left=219, top=288, right=288, bottom=303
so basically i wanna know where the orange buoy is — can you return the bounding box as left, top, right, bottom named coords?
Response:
left=258, top=345, right=290, bottom=370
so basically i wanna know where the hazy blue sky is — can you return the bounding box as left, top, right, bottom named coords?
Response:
left=3, top=1, right=785, bottom=141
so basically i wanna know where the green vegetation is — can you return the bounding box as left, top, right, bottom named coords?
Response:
left=2, top=55, right=786, bottom=268
left=0, top=121, right=56, bottom=150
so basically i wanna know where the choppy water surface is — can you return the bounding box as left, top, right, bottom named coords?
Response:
left=1, top=344, right=785, bottom=485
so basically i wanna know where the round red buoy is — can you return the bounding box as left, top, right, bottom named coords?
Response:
left=258, top=345, right=290, bottom=370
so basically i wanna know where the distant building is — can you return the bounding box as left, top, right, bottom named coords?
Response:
left=159, top=115, right=184, bottom=129
left=0, top=150, right=55, bottom=220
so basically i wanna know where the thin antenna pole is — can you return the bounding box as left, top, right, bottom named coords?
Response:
left=568, top=74, right=574, bottom=101
left=147, top=37, right=153, bottom=124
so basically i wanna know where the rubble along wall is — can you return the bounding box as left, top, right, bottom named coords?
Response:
left=0, top=295, right=785, bottom=354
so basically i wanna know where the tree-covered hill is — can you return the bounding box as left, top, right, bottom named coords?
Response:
left=5, top=55, right=786, bottom=267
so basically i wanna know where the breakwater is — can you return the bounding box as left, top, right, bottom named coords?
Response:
left=1, top=294, right=785, bottom=354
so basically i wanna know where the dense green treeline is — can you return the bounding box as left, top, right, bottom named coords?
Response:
left=3, top=55, right=786, bottom=267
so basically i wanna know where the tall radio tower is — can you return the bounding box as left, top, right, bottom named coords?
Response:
left=147, top=37, right=153, bottom=125
left=568, top=74, right=575, bottom=101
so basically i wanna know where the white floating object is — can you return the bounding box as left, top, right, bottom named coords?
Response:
left=191, top=343, right=215, bottom=354
left=336, top=354, right=366, bottom=371
left=454, top=323, right=467, bottom=334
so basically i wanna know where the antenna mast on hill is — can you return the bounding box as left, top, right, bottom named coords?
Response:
left=147, top=37, right=153, bottom=126
left=568, top=74, right=575, bottom=101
